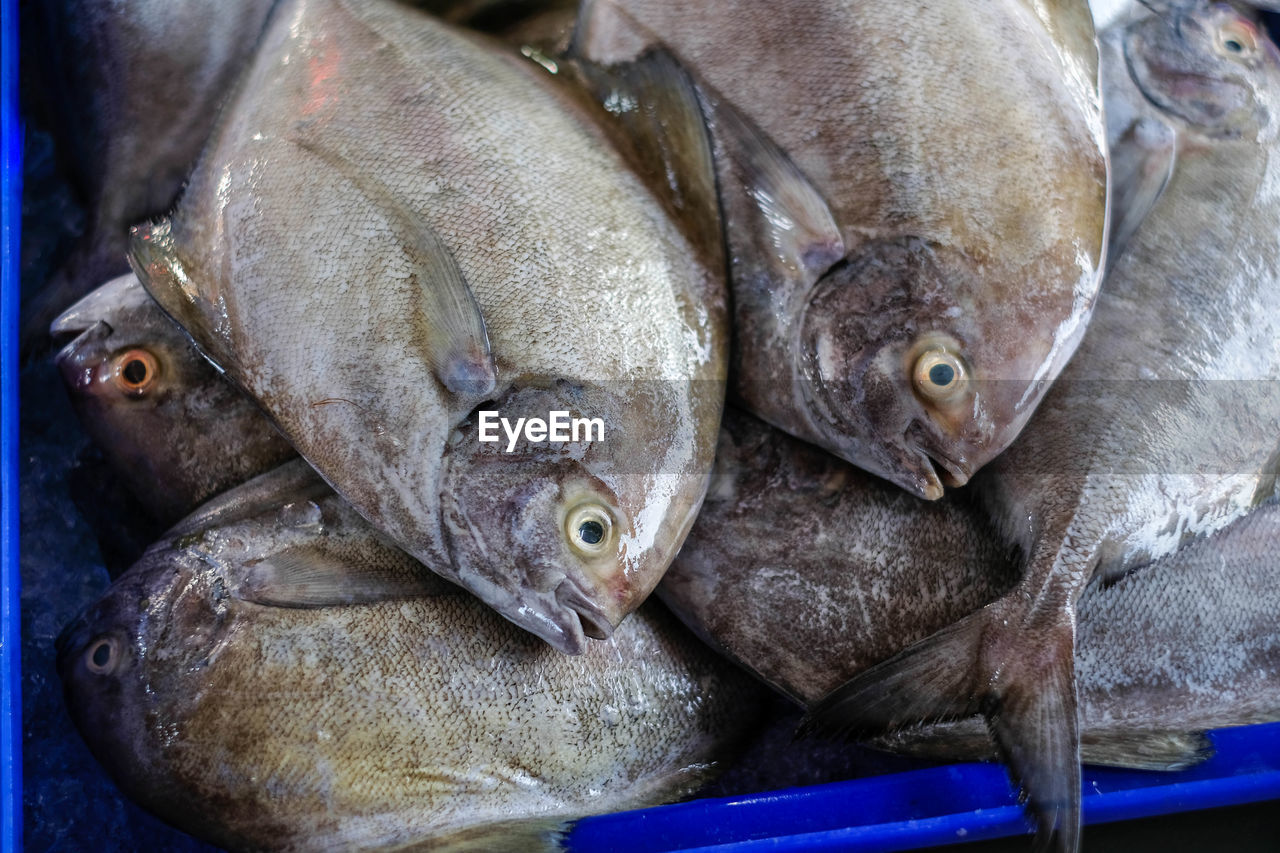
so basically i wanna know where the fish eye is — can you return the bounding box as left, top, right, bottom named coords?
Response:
left=912, top=348, right=968, bottom=404
left=564, top=503, right=615, bottom=557
left=85, top=637, right=120, bottom=675
left=112, top=348, right=159, bottom=397
left=1216, top=19, right=1259, bottom=59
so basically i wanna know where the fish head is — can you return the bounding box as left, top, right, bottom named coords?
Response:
left=56, top=555, right=183, bottom=804
left=56, top=586, right=144, bottom=777
left=51, top=272, right=186, bottom=412
left=51, top=270, right=296, bottom=521
left=441, top=382, right=701, bottom=655
left=57, top=531, right=260, bottom=843
left=796, top=238, right=1070, bottom=500
left=1125, top=2, right=1280, bottom=133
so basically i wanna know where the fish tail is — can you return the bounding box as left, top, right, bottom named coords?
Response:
left=801, top=605, right=1083, bottom=853
left=989, top=639, right=1080, bottom=853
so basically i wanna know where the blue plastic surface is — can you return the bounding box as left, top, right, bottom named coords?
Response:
left=569, top=723, right=1280, bottom=851
left=1, top=0, right=22, bottom=849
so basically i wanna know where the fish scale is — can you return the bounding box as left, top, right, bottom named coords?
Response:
left=661, top=407, right=1279, bottom=769
left=57, top=462, right=763, bottom=851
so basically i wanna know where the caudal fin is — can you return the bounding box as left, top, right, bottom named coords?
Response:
left=802, top=605, right=1083, bottom=853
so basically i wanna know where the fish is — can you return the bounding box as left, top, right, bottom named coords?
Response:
left=57, top=461, right=764, bottom=852
left=129, top=0, right=728, bottom=655
left=51, top=273, right=296, bottom=526
left=662, top=410, right=1279, bottom=772
left=575, top=0, right=1108, bottom=500
left=21, top=0, right=585, bottom=358
left=22, top=0, right=279, bottom=356
left=806, top=6, right=1280, bottom=849
left=877, top=498, right=1280, bottom=769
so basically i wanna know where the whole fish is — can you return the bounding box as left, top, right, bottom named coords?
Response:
left=51, top=273, right=296, bottom=525
left=808, top=6, right=1280, bottom=849
left=130, top=0, right=727, bottom=654
left=576, top=0, right=1108, bottom=499
left=57, top=462, right=763, bottom=852
left=664, top=410, right=1279, bottom=771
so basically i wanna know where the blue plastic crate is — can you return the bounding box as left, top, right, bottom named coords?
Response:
left=3, top=0, right=24, bottom=848
left=2, top=3, right=1278, bottom=851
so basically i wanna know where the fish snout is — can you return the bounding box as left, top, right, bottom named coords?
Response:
left=555, top=577, right=617, bottom=642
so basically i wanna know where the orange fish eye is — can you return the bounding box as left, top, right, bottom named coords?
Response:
left=112, top=348, right=159, bottom=397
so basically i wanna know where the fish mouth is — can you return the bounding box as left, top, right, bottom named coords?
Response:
left=555, top=578, right=616, bottom=642
left=904, top=423, right=973, bottom=499
left=493, top=577, right=616, bottom=656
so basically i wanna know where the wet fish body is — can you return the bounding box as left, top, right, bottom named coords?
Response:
left=663, top=411, right=1279, bottom=769
left=577, top=0, right=1108, bottom=499
left=57, top=462, right=763, bottom=852
left=131, top=0, right=727, bottom=654
left=23, top=0, right=279, bottom=354
left=809, top=6, right=1280, bottom=848
left=51, top=273, right=296, bottom=525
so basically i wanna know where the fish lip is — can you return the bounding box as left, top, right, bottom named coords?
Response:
left=555, top=578, right=616, bottom=642
left=50, top=309, right=98, bottom=338
left=904, top=422, right=974, bottom=494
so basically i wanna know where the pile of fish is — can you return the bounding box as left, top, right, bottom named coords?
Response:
left=30, top=0, right=1280, bottom=849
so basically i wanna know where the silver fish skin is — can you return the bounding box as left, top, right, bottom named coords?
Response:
left=51, top=273, right=296, bottom=525
left=23, top=0, right=581, bottom=356
left=576, top=0, right=1108, bottom=500
left=808, top=6, right=1280, bottom=850
left=57, top=462, right=764, bottom=853
left=130, top=0, right=728, bottom=655
left=880, top=498, right=1280, bottom=768
left=23, top=0, right=279, bottom=354
left=663, top=410, right=1279, bottom=769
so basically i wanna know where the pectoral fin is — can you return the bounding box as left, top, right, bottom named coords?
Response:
left=165, top=461, right=330, bottom=540
left=801, top=607, right=1083, bottom=853
left=702, top=90, right=845, bottom=285
left=292, top=137, right=497, bottom=400
left=1108, top=117, right=1175, bottom=268
left=237, top=544, right=446, bottom=608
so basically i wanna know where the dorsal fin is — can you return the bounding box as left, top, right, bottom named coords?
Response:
left=558, top=46, right=723, bottom=269
left=1020, top=0, right=1101, bottom=89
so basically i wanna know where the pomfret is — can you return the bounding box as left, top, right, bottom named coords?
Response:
left=576, top=0, right=1108, bottom=499
left=57, top=462, right=763, bottom=852
left=51, top=273, right=296, bottom=525
left=664, top=411, right=1279, bottom=771
left=130, top=0, right=727, bottom=654
left=808, top=6, right=1280, bottom=849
